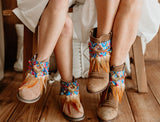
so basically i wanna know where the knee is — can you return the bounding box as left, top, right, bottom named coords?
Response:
left=122, top=0, right=143, bottom=13
left=49, top=0, right=69, bottom=11
left=63, top=15, right=73, bottom=36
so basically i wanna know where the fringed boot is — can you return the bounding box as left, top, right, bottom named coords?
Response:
left=97, top=64, right=126, bottom=121
left=87, top=28, right=112, bottom=93
left=60, top=78, right=85, bottom=121
left=17, top=55, right=49, bottom=103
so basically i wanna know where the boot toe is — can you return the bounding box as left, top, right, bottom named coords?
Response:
left=87, top=78, right=108, bottom=93
left=18, top=82, right=41, bottom=100
left=63, top=102, right=84, bottom=119
left=97, top=106, right=118, bottom=121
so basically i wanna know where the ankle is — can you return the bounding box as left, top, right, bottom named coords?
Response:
left=110, top=63, right=125, bottom=72
left=110, top=60, right=125, bottom=67
left=96, top=27, right=111, bottom=38
left=61, top=77, right=73, bottom=83
left=109, top=63, right=125, bottom=86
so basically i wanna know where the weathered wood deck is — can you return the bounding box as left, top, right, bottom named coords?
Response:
left=0, top=62, right=160, bottom=122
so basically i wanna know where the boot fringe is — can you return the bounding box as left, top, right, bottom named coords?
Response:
left=89, top=55, right=110, bottom=76
left=19, top=73, right=48, bottom=94
left=110, top=83, right=125, bottom=103
left=61, top=94, right=83, bottom=114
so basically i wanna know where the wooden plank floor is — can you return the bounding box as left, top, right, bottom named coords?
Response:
left=0, top=62, right=160, bottom=122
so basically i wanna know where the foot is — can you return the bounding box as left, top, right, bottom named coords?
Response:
left=97, top=64, right=126, bottom=121
left=60, top=78, right=85, bottom=121
left=17, top=55, right=49, bottom=103
left=87, top=28, right=112, bottom=93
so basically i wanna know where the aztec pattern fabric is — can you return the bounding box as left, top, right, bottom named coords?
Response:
left=87, top=28, right=112, bottom=93
left=88, top=39, right=112, bottom=75
left=19, top=55, right=49, bottom=92
left=28, top=55, right=49, bottom=78
left=60, top=79, right=83, bottom=115
left=109, top=69, right=126, bottom=102
left=60, top=80, right=79, bottom=96
left=88, top=40, right=111, bottom=58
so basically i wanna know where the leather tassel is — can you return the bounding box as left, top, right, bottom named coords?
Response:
left=61, top=95, right=83, bottom=114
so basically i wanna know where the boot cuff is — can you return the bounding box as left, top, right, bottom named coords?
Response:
left=90, top=28, right=112, bottom=43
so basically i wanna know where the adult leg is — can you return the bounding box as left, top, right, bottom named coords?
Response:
left=97, top=0, right=143, bottom=121
left=87, top=0, right=120, bottom=93
left=37, top=0, right=69, bottom=62
left=111, top=0, right=143, bottom=66
left=95, top=0, right=120, bottom=37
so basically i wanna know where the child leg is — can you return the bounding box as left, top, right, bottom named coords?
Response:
left=55, top=14, right=85, bottom=121
left=54, top=15, right=73, bottom=82
left=87, top=0, right=120, bottom=93
left=111, top=0, right=143, bottom=66
left=97, top=0, right=143, bottom=121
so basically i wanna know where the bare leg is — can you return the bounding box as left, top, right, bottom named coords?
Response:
left=95, top=0, right=120, bottom=37
left=111, top=0, right=143, bottom=66
left=54, top=15, right=73, bottom=82
left=87, top=0, right=121, bottom=93
left=37, top=0, right=69, bottom=62
left=54, top=15, right=84, bottom=121
left=96, top=1, right=143, bottom=121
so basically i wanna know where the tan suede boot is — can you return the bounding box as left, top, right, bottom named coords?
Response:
left=60, top=78, right=85, bottom=121
left=97, top=64, right=126, bottom=121
left=87, top=28, right=112, bottom=93
left=17, top=55, right=49, bottom=103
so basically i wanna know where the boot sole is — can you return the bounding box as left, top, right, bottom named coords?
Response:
left=17, top=92, right=41, bottom=104
left=63, top=113, right=85, bottom=121
left=98, top=114, right=118, bottom=122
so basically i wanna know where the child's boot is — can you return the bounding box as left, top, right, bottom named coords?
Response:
left=60, top=78, right=85, bottom=121
left=17, top=55, right=49, bottom=103
left=97, top=64, right=126, bottom=121
left=87, top=28, right=112, bottom=93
